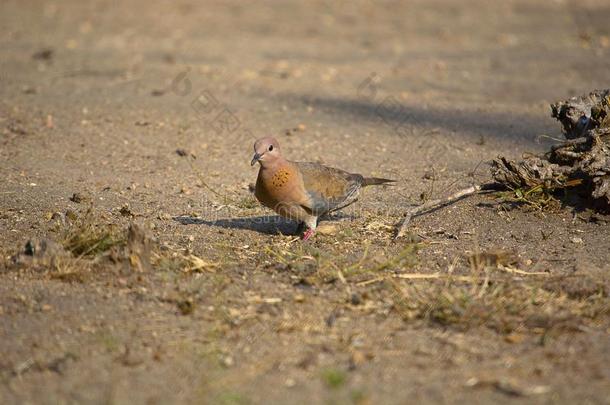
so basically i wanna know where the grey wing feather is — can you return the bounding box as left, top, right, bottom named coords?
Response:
left=295, top=162, right=363, bottom=216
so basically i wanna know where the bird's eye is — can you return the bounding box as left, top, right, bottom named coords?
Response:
left=268, top=145, right=274, bottom=151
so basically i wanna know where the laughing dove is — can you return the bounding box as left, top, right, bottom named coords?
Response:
left=251, top=137, right=394, bottom=240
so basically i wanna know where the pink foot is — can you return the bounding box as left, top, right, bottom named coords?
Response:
left=302, top=229, right=315, bottom=241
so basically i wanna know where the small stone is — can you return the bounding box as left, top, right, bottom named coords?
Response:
left=177, top=299, right=194, bottom=315
left=221, top=355, right=234, bottom=367
left=70, top=192, right=90, bottom=203
left=504, top=333, right=525, bottom=344
left=22, top=86, right=37, bottom=94
left=571, top=237, right=583, bottom=244
left=13, top=238, right=70, bottom=266
left=51, top=212, right=63, bottom=220
left=24, top=238, right=66, bottom=258
left=32, top=48, right=53, bottom=60
left=119, top=205, right=133, bottom=217
left=349, top=350, right=366, bottom=370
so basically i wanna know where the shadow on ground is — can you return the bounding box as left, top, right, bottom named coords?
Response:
left=175, top=212, right=359, bottom=236
left=174, top=215, right=298, bottom=235
left=276, top=93, right=557, bottom=146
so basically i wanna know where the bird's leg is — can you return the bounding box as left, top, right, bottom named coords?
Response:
left=301, top=216, right=318, bottom=241
left=302, top=228, right=315, bottom=241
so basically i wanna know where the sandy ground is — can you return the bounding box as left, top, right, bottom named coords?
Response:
left=1, top=0, right=610, bottom=404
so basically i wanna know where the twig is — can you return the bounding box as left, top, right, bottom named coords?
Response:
left=497, top=265, right=549, bottom=276
left=396, top=183, right=496, bottom=238
left=395, top=271, right=550, bottom=281
left=357, top=268, right=551, bottom=286
left=393, top=273, right=442, bottom=280
left=392, top=273, right=504, bottom=282
left=356, top=277, right=384, bottom=286
left=549, top=136, right=588, bottom=150
left=356, top=274, right=478, bottom=286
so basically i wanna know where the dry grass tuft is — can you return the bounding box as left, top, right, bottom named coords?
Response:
left=388, top=273, right=608, bottom=334
left=385, top=245, right=608, bottom=334
left=57, top=210, right=124, bottom=257
left=260, top=240, right=421, bottom=285
left=47, top=255, right=90, bottom=283
left=153, top=250, right=219, bottom=273
left=496, top=185, right=562, bottom=211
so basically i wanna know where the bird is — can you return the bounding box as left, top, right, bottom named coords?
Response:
left=251, top=136, right=395, bottom=240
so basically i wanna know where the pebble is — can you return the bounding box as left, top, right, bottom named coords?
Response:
left=221, top=355, right=234, bottom=367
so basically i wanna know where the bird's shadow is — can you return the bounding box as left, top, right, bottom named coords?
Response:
left=174, top=215, right=298, bottom=235
left=174, top=212, right=355, bottom=236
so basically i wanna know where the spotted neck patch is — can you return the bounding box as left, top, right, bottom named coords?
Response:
left=271, top=168, right=291, bottom=188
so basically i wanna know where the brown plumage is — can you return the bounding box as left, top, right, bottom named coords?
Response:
left=251, top=137, right=394, bottom=240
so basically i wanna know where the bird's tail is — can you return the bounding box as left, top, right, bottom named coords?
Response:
left=362, top=177, right=396, bottom=186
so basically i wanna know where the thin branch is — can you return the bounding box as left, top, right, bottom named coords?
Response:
left=356, top=270, right=550, bottom=286
left=395, top=183, right=496, bottom=238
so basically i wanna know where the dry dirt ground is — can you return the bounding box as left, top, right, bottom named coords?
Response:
left=1, top=0, right=610, bottom=404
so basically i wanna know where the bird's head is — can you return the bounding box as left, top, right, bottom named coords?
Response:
left=251, top=136, right=281, bottom=167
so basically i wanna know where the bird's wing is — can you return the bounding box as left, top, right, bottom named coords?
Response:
left=295, top=162, right=363, bottom=216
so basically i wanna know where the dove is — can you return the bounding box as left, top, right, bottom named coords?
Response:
left=251, top=137, right=394, bottom=240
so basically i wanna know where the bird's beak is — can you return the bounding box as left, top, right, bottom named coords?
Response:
left=250, top=152, right=262, bottom=166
